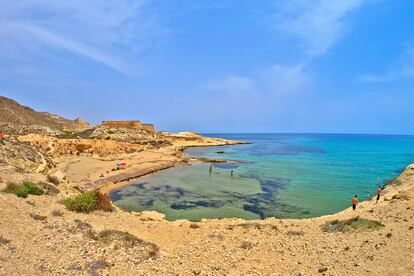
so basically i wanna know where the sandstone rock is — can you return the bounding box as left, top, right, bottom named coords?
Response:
left=139, top=211, right=165, bottom=221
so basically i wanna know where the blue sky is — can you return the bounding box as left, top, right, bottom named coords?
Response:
left=1, top=0, right=413, bottom=134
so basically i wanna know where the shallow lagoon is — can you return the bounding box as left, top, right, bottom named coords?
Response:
left=110, top=134, right=414, bottom=221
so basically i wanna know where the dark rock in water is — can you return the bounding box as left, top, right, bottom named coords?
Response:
left=171, top=199, right=222, bottom=210
left=243, top=203, right=265, bottom=219
left=175, top=187, right=185, bottom=196
left=216, top=151, right=225, bottom=154
left=143, top=199, right=154, bottom=207
left=171, top=202, right=196, bottom=210
left=213, top=163, right=240, bottom=170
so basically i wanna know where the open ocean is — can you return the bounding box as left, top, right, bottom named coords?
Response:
left=110, top=133, right=414, bottom=221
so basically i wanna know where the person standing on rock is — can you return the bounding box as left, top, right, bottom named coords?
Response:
left=376, top=187, right=382, bottom=203
left=0, top=131, right=4, bottom=145
left=352, top=195, right=358, bottom=210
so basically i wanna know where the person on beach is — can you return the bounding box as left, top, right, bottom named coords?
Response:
left=376, top=187, right=382, bottom=203
left=209, top=165, right=212, bottom=175
left=231, top=170, right=234, bottom=177
left=352, top=195, right=358, bottom=210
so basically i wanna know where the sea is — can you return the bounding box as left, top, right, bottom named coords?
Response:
left=110, top=133, right=414, bottom=221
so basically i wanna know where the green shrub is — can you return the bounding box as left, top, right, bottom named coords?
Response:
left=63, top=192, right=99, bottom=213
left=15, top=186, right=31, bottom=198
left=61, top=130, right=76, bottom=139
left=3, top=181, right=44, bottom=198
left=22, top=181, right=44, bottom=195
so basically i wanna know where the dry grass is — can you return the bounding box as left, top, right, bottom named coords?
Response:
left=96, top=230, right=159, bottom=258
left=0, top=235, right=10, bottom=246
left=321, top=216, right=384, bottom=233
left=47, top=175, right=60, bottom=185
left=230, top=223, right=278, bottom=231
left=95, top=191, right=113, bottom=212
left=51, top=210, right=64, bottom=217
left=30, top=213, right=47, bottom=221
left=287, top=230, right=304, bottom=236
left=189, top=223, right=201, bottom=229
left=240, top=241, right=254, bottom=249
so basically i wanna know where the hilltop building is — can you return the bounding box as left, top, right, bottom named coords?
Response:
left=102, top=120, right=155, bottom=132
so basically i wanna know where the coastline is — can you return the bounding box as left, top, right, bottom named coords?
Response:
left=95, top=137, right=249, bottom=195
left=1, top=132, right=414, bottom=275
left=90, top=134, right=414, bottom=223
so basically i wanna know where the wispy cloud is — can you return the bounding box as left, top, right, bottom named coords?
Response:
left=275, top=0, right=368, bottom=58
left=359, top=43, right=414, bottom=82
left=205, top=0, right=367, bottom=99
left=204, top=64, right=309, bottom=103
left=0, top=0, right=164, bottom=76
left=3, top=22, right=136, bottom=75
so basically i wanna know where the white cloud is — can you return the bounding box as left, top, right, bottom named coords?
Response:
left=0, top=0, right=164, bottom=76
left=276, top=0, right=367, bottom=57
left=204, top=63, right=309, bottom=99
left=3, top=22, right=135, bottom=75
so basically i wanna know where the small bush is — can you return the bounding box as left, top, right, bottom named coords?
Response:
left=30, top=213, right=47, bottom=221
left=321, top=216, right=384, bottom=233
left=61, top=130, right=76, bottom=139
left=47, top=175, right=60, bottom=185
left=63, top=192, right=99, bottom=213
left=3, top=181, right=44, bottom=198
left=98, top=230, right=142, bottom=247
left=51, top=210, right=64, bottom=217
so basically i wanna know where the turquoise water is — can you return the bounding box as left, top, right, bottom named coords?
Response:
left=110, top=134, right=414, bottom=221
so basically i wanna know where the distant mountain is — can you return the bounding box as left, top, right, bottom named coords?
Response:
left=0, top=96, right=89, bottom=131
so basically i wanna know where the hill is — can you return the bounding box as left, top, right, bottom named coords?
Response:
left=0, top=96, right=89, bottom=133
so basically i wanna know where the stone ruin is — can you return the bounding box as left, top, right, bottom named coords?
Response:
left=102, top=120, right=155, bottom=132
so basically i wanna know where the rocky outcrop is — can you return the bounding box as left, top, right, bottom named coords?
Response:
left=88, top=125, right=170, bottom=147
left=73, top=118, right=89, bottom=129
left=0, top=136, right=54, bottom=173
